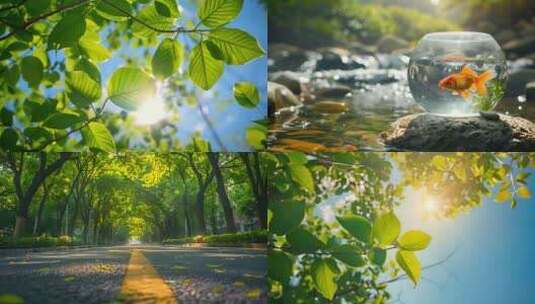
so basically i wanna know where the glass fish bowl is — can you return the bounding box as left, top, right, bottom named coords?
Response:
left=408, top=32, right=508, bottom=116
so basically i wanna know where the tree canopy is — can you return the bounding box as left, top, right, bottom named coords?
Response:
left=0, top=152, right=269, bottom=243
left=0, top=0, right=266, bottom=152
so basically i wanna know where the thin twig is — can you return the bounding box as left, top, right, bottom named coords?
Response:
left=102, top=0, right=210, bottom=34
left=197, top=99, right=227, bottom=152
left=379, top=249, right=457, bottom=285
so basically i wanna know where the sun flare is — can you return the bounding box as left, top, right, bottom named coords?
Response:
left=133, top=82, right=168, bottom=126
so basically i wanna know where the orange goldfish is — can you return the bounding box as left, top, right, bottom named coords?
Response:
left=438, top=65, right=494, bottom=99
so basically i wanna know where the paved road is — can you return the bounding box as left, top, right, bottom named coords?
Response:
left=0, top=245, right=267, bottom=304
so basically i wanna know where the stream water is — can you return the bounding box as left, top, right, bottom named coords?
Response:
left=268, top=55, right=535, bottom=152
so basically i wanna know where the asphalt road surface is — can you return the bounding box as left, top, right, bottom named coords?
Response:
left=0, top=245, right=267, bottom=304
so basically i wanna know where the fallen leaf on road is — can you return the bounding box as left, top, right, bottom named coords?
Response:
left=246, top=288, right=262, bottom=300
left=171, top=264, right=188, bottom=271
left=211, top=285, right=224, bottom=294
left=64, top=276, right=75, bottom=282
left=233, top=281, right=245, bottom=288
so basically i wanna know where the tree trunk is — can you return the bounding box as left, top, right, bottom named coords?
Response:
left=207, top=154, right=237, bottom=233
left=14, top=216, right=27, bottom=238
left=33, top=183, right=49, bottom=235
left=195, top=188, right=208, bottom=234
left=242, top=153, right=268, bottom=229
left=183, top=199, right=191, bottom=237
left=210, top=206, right=218, bottom=235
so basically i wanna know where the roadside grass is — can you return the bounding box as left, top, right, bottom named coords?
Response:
left=162, top=230, right=267, bottom=246
left=0, top=235, right=80, bottom=249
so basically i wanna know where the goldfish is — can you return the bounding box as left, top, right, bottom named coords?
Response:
left=438, top=65, right=494, bottom=99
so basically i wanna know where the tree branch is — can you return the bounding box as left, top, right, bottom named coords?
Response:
left=0, top=0, right=92, bottom=42
left=101, top=0, right=210, bottom=35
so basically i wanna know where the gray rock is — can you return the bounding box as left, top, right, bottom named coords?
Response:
left=377, top=36, right=410, bottom=54
left=268, top=82, right=301, bottom=116
left=503, top=36, right=535, bottom=57
left=381, top=113, right=535, bottom=151
left=494, top=29, right=518, bottom=45
left=314, top=85, right=352, bottom=99
left=268, top=44, right=309, bottom=72
left=269, top=71, right=307, bottom=95
left=315, top=47, right=366, bottom=71
left=527, top=82, right=535, bottom=101
left=506, top=69, right=535, bottom=97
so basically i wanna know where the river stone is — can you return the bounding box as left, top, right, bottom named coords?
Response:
left=269, top=44, right=309, bottom=72
left=381, top=113, right=535, bottom=151
left=270, top=71, right=305, bottom=95
left=315, top=47, right=366, bottom=71
left=377, top=35, right=410, bottom=54
left=506, top=69, right=535, bottom=97
left=314, top=85, right=352, bottom=99
left=527, top=82, right=535, bottom=101
left=503, top=36, right=535, bottom=57
left=308, top=101, right=350, bottom=114
left=268, top=82, right=301, bottom=116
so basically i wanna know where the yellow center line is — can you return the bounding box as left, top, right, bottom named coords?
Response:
left=120, top=249, right=177, bottom=304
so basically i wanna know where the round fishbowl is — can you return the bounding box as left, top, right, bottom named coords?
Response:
left=408, top=32, right=507, bottom=116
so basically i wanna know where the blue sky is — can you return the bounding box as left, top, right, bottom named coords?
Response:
left=389, top=168, right=535, bottom=304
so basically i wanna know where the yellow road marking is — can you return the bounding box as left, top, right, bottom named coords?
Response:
left=121, top=249, right=176, bottom=304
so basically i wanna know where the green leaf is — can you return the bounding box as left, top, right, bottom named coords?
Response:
left=517, top=186, right=531, bottom=199
left=496, top=189, right=512, bottom=203
left=373, top=212, right=401, bottom=247
left=311, top=259, right=338, bottom=300
left=369, top=247, right=387, bottom=266
left=95, top=0, right=132, bottom=22
left=81, top=122, right=116, bottom=152
left=132, top=5, right=176, bottom=37
left=245, top=123, right=266, bottom=150
left=288, top=164, right=314, bottom=193
left=66, top=71, right=101, bottom=108
left=270, top=201, right=305, bottom=235
left=396, top=250, right=421, bottom=286
left=286, top=152, right=308, bottom=165
left=398, top=231, right=431, bottom=251
left=79, top=35, right=111, bottom=63
left=74, top=59, right=101, bottom=83
left=20, top=56, right=43, bottom=88
left=337, top=215, right=372, bottom=244
left=155, top=0, right=181, bottom=17
left=188, top=41, right=224, bottom=90
left=152, top=38, right=184, bottom=79
left=43, top=113, right=82, bottom=129
left=286, top=227, right=324, bottom=254
left=268, top=250, right=294, bottom=284
left=25, top=0, right=50, bottom=17
left=234, top=81, right=260, bottom=108
left=0, top=108, right=13, bottom=126
left=5, top=64, right=20, bottom=87
left=208, top=28, right=265, bottom=65
left=0, top=128, right=18, bottom=149
left=24, top=127, right=52, bottom=146
left=23, top=100, right=57, bottom=123
left=48, top=13, right=86, bottom=49
left=198, top=0, right=243, bottom=28
left=108, top=67, right=156, bottom=111
left=330, top=245, right=365, bottom=267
